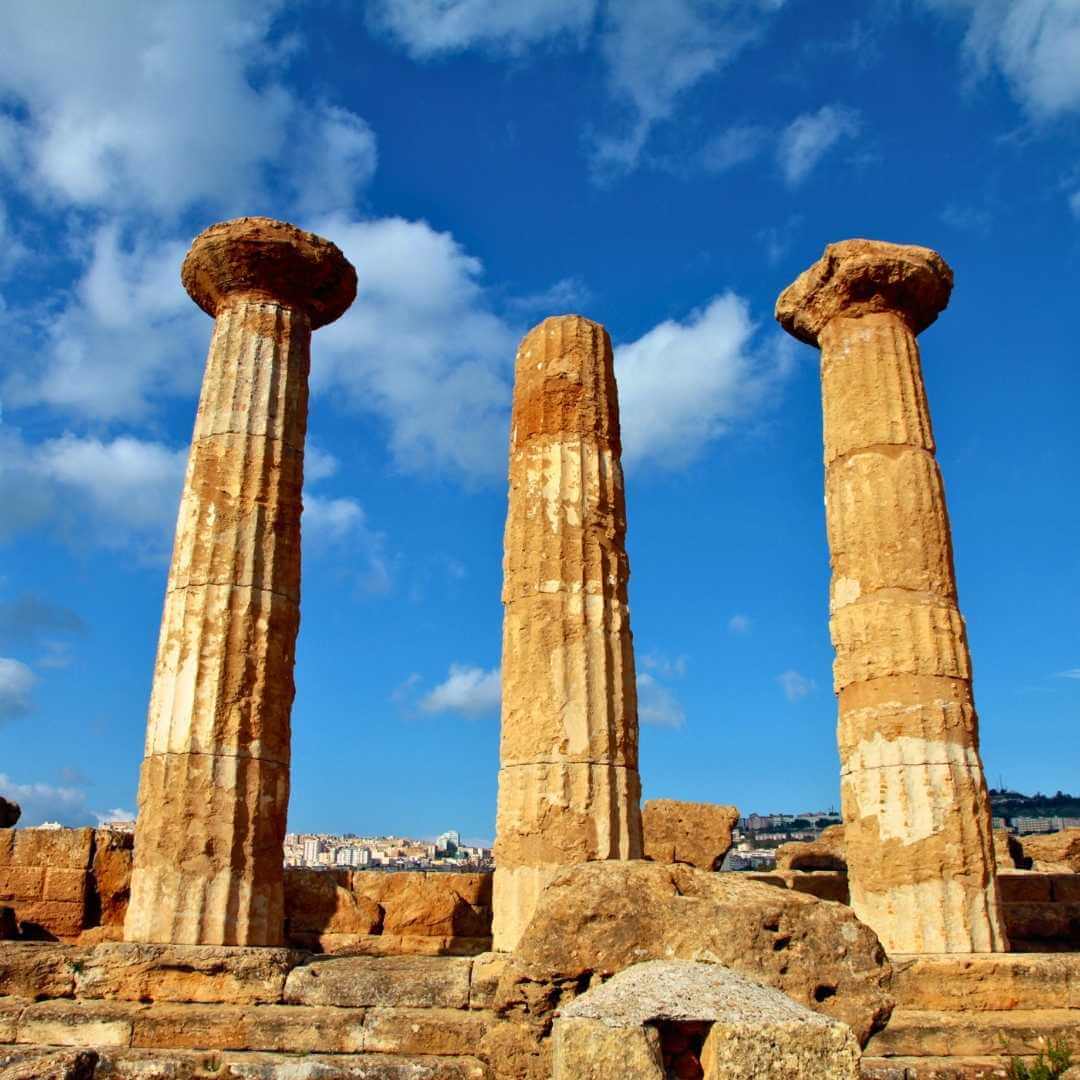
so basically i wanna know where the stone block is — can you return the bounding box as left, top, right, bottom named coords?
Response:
left=0, top=834, right=12, bottom=868
left=14, top=901, right=87, bottom=940
left=74, top=943, right=304, bottom=1004
left=998, top=872, right=1053, bottom=903
left=284, top=868, right=383, bottom=935
left=42, top=870, right=88, bottom=906
left=284, top=955, right=471, bottom=1009
left=1003, top=901, right=1080, bottom=947
left=381, top=880, right=489, bottom=938
left=775, top=826, right=847, bottom=873
left=0, top=944, right=84, bottom=998
left=289, top=932, right=490, bottom=957
left=552, top=1016, right=664, bottom=1079
left=0, top=869, right=44, bottom=903
left=0, top=1048, right=100, bottom=1080
left=130, top=1002, right=365, bottom=1054
left=362, top=1007, right=490, bottom=1055
left=1052, top=874, right=1080, bottom=903
left=0, top=997, right=27, bottom=1042
left=642, top=800, right=739, bottom=871
left=13, top=829, right=93, bottom=871
left=470, top=952, right=508, bottom=1010
left=18, top=999, right=141, bottom=1047
left=1020, top=828, right=1080, bottom=873
left=91, top=831, right=132, bottom=928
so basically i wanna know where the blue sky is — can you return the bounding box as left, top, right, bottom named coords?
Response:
left=0, top=0, right=1077, bottom=841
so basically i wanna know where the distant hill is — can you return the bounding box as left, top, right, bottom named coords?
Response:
left=989, top=788, right=1080, bottom=819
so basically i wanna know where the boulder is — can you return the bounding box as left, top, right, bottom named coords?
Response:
left=495, top=861, right=891, bottom=1048
left=642, top=800, right=739, bottom=871
left=1021, top=829, right=1080, bottom=873
left=0, top=800, right=20, bottom=829
left=284, top=868, right=383, bottom=937
left=554, top=960, right=860, bottom=1080
left=775, top=824, right=847, bottom=872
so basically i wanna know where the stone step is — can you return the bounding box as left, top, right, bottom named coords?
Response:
left=3, top=997, right=491, bottom=1057
left=862, top=1056, right=1018, bottom=1078
left=889, top=952, right=1080, bottom=1011
left=0, top=1045, right=489, bottom=1078
left=866, top=1008, right=1079, bottom=1058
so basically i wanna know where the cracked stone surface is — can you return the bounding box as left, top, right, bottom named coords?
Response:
left=126, top=218, right=356, bottom=946
left=491, top=316, right=643, bottom=952
left=776, top=239, right=1007, bottom=955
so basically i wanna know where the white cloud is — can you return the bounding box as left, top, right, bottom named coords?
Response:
left=94, top=807, right=135, bottom=826
left=311, top=215, right=516, bottom=479
left=636, top=672, right=685, bottom=728
left=1057, top=668, right=1080, bottom=679
left=921, top=0, right=1080, bottom=118
left=778, top=669, right=815, bottom=702
left=0, top=1, right=297, bottom=215
left=0, top=427, right=187, bottom=556
left=777, top=105, right=861, bottom=187
left=369, top=0, right=597, bottom=57
left=615, top=293, right=791, bottom=468
left=728, top=614, right=751, bottom=634
left=293, top=105, right=378, bottom=219
left=0, top=659, right=36, bottom=721
left=421, top=663, right=501, bottom=716
left=700, top=124, right=769, bottom=174
left=303, top=494, right=393, bottom=594
left=3, top=224, right=202, bottom=422
left=506, top=276, right=593, bottom=317
left=594, top=0, right=781, bottom=177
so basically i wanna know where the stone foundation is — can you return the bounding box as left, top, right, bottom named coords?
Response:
left=1, top=829, right=491, bottom=955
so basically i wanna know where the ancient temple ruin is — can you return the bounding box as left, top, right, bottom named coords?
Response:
left=492, top=315, right=643, bottom=951
left=0, top=227, right=1075, bottom=1079
left=125, top=218, right=357, bottom=946
left=776, top=239, right=1008, bottom=954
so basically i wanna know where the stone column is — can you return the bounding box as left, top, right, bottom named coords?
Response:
left=125, top=218, right=356, bottom=946
left=776, top=239, right=1007, bottom=954
left=492, top=315, right=643, bottom=952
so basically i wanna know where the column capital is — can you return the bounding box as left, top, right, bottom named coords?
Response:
left=182, top=216, right=357, bottom=329
left=775, top=238, right=952, bottom=346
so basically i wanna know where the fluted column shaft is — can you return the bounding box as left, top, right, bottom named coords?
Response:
left=492, top=316, right=643, bottom=951
left=126, top=218, right=355, bottom=946
left=777, top=240, right=1007, bottom=955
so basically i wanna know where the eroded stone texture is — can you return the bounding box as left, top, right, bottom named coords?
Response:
left=776, top=239, right=1006, bottom=955
left=492, top=316, right=643, bottom=951
left=775, top=824, right=848, bottom=872
left=642, top=800, right=739, bottom=870
left=126, top=218, right=356, bottom=946
left=1021, top=829, right=1080, bottom=873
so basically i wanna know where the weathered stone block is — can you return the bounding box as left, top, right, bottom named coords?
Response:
left=284, top=955, right=471, bottom=1009
left=18, top=999, right=140, bottom=1047
left=284, top=869, right=383, bottom=935
left=0, top=944, right=83, bottom=998
left=362, top=1007, right=490, bottom=1056
left=74, top=943, right=303, bottom=1004
left=0, top=870, right=44, bottom=903
left=552, top=1016, right=664, bottom=1079
left=42, top=871, right=88, bottom=906
left=91, top=831, right=132, bottom=929
left=470, top=953, right=508, bottom=1011
left=998, top=872, right=1053, bottom=903
left=13, top=830, right=93, bottom=871
left=15, top=902, right=86, bottom=940
left=0, top=997, right=27, bottom=1043
left=775, top=825, right=847, bottom=872
left=642, top=800, right=739, bottom=871
left=0, top=835, right=13, bottom=869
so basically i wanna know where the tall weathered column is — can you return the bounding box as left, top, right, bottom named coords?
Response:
left=125, top=218, right=356, bottom=946
left=492, top=315, right=643, bottom=952
left=776, top=240, right=1007, bottom=954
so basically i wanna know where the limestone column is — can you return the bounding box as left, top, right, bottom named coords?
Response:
left=125, top=218, right=356, bottom=946
left=492, top=316, right=643, bottom=951
left=776, top=240, right=1007, bottom=954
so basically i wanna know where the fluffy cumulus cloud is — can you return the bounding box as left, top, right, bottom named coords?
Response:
left=614, top=293, right=791, bottom=468
left=0, top=1, right=295, bottom=215
left=312, top=215, right=516, bottom=479
left=636, top=672, right=686, bottom=728
left=777, top=105, right=861, bottom=187
left=369, top=0, right=597, bottom=57
left=0, top=659, right=36, bottom=722
left=421, top=664, right=501, bottom=716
